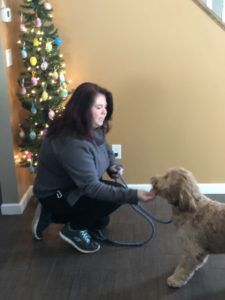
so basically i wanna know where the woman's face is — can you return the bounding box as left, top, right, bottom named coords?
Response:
left=91, top=93, right=107, bottom=128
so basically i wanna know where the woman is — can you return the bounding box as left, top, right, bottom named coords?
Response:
left=32, top=82, right=155, bottom=254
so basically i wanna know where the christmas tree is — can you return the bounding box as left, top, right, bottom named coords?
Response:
left=15, top=0, right=70, bottom=173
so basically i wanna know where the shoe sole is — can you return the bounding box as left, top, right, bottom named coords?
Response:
left=59, top=231, right=100, bottom=254
left=32, top=203, right=43, bottom=240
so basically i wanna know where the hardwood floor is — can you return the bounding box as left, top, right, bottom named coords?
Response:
left=0, top=196, right=225, bottom=300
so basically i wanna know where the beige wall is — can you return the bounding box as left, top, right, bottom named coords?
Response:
left=3, top=0, right=225, bottom=195
left=52, top=0, right=225, bottom=183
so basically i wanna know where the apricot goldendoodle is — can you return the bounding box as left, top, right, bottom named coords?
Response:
left=151, top=167, right=225, bottom=288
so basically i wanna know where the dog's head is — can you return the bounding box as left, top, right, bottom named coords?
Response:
left=151, top=167, right=200, bottom=212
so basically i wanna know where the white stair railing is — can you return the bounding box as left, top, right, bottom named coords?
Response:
left=193, top=0, right=225, bottom=28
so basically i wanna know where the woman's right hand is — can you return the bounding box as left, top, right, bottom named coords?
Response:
left=137, top=190, right=155, bottom=202
left=108, top=164, right=124, bottom=179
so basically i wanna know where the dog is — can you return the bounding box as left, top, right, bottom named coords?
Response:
left=151, top=167, right=225, bottom=288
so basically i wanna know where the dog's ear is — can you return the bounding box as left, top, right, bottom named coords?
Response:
left=178, top=187, right=197, bottom=212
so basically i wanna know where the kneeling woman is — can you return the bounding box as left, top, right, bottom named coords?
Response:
left=32, top=82, right=154, bottom=253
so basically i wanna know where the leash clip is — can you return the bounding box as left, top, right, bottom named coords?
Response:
left=56, top=190, right=63, bottom=198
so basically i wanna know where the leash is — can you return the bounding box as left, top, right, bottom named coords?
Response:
left=91, top=174, right=172, bottom=247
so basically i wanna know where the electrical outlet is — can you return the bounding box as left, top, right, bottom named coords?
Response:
left=112, top=144, right=122, bottom=159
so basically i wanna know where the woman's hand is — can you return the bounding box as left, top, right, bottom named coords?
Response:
left=137, top=190, right=156, bottom=202
left=108, top=164, right=124, bottom=179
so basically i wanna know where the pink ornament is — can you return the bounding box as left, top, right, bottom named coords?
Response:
left=59, top=73, right=65, bottom=83
left=21, top=87, right=27, bottom=95
left=44, top=2, right=52, bottom=10
left=31, top=77, right=38, bottom=86
left=26, top=152, right=32, bottom=159
left=20, top=24, right=26, bottom=32
left=35, top=18, right=42, bottom=27
left=42, top=129, right=48, bottom=136
left=48, top=109, right=55, bottom=120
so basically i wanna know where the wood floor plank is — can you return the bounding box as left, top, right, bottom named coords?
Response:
left=0, top=197, right=225, bottom=300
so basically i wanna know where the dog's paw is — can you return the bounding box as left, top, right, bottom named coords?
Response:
left=167, top=275, right=188, bottom=288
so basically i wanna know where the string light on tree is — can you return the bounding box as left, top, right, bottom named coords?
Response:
left=16, top=0, right=72, bottom=171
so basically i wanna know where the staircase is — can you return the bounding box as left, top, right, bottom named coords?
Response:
left=193, top=0, right=225, bottom=28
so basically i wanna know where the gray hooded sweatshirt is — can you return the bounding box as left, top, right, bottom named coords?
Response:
left=33, top=127, right=138, bottom=206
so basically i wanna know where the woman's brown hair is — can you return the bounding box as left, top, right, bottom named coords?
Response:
left=47, top=82, right=113, bottom=138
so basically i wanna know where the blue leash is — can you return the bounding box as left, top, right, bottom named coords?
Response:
left=91, top=174, right=172, bottom=247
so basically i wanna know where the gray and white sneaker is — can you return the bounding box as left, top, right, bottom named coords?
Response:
left=59, top=223, right=100, bottom=253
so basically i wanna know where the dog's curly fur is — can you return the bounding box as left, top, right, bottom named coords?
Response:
left=151, top=167, right=225, bottom=288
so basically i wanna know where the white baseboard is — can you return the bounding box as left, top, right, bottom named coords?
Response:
left=1, top=183, right=225, bottom=215
left=1, top=185, right=33, bottom=215
left=129, top=183, right=225, bottom=195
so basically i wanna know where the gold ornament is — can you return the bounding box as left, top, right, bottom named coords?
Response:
left=42, top=90, right=48, bottom=100
left=30, top=56, right=37, bottom=66
left=45, top=41, right=52, bottom=52
left=33, top=38, right=40, bottom=46
left=52, top=70, right=58, bottom=80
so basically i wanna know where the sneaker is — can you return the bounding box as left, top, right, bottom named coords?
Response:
left=32, top=203, right=52, bottom=240
left=59, top=223, right=100, bottom=254
left=89, top=228, right=107, bottom=242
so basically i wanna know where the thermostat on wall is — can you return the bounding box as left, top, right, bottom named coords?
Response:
left=1, top=0, right=11, bottom=22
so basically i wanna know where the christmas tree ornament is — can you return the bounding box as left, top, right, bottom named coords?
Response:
left=17, top=0, right=70, bottom=171
left=31, top=103, right=37, bottom=114
left=20, top=78, right=27, bottom=94
left=21, top=86, right=27, bottom=95
left=16, top=153, right=23, bottom=162
left=30, top=56, right=37, bottom=66
left=21, top=48, right=28, bottom=59
left=29, top=131, right=36, bottom=140
left=35, top=17, right=42, bottom=27
left=20, top=14, right=26, bottom=32
left=59, top=72, right=65, bottom=83
left=45, top=40, right=52, bottom=52
left=20, top=23, right=26, bottom=32
left=42, top=90, right=49, bottom=100
left=19, top=128, right=25, bottom=138
left=31, top=73, right=38, bottom=86
left=31, top=77, right=38, bottom=86
left=29, top=163, right=35, bottom=173
left=41, top=60, right=48, bottom=70
left=60, top=88, right=68, bottom=98
left=33, top=38, right=40, bottom=47
left=43, top=128, right=48, bottom=136
left=48, top=109, right=55, bottom=120
left=26, top=152, right=32, bottom=159
left=54, top=36, right=62, bottom=46
left=44, top=2, right=52, bottom=10
left=52, top=70, right=58, bottom=79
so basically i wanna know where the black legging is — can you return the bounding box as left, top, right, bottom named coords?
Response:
left=39, top=180, right=123, bottom=230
